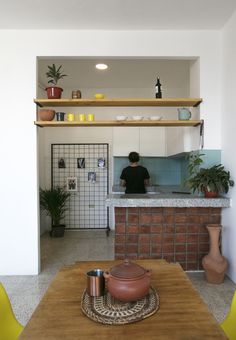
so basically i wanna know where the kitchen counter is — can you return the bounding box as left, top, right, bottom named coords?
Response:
left=107, top=187, right=231, bottom=270
left=106, top=193, right=231, bottom=208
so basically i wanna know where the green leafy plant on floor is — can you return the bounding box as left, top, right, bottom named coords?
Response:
left=186, top=152, right=234, bottom=196
left=40, top=186, right=70, bottom=226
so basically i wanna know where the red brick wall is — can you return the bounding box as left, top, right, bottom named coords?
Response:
left=115, top=207, right=221, bottom=270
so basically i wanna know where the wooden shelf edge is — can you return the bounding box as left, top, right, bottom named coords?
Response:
left=34, top=98, right=202, bottom=108
left=34, top=120, right=202, bottom=127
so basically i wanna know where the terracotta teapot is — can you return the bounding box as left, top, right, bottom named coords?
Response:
left=104, top=259, right=151, bottom=302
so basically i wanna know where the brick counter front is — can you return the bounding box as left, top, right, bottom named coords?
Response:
left=115, top=207, right=222, bottom=270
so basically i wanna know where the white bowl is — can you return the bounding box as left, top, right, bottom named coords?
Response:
left=132, top=116, right=143, bottom=121
left=149, top=116, right=162, bottom=121
left=116, top=115, right=127, bottom=121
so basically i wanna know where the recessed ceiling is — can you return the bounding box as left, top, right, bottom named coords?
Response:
left=38, top=58, right=192, bottom=89
left=1, top=0, right=236, bottom=30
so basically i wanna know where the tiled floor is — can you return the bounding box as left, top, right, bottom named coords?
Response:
left=0, top=230, right=235, bottom=327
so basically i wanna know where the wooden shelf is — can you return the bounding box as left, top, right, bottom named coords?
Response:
left=34, top=120, right=202, bottom=128
left=34, top=98, right=202, bottom=108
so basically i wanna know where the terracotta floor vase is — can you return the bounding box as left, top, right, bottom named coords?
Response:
left=202, top=224, right=228, bottom=284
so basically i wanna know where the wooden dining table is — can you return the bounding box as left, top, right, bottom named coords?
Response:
left=19, top=259, right=227, bottom=339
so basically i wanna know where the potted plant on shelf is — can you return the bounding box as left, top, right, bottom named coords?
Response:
left=186, top=152, right=234, bottom=198
left=45, top=64, right=67, bottom=99
left=40, top=186, right=70, bottom=237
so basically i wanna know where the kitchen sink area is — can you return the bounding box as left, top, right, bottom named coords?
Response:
left=113, top=185, right=161, bottom=195
left=113, top=185, right=192, bottom=196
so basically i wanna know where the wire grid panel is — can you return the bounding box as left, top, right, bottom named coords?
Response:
left=52, top=144, right=109, bottom=229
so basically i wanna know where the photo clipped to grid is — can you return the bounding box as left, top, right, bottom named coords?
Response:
left=52, top=143, right=109, bottom=230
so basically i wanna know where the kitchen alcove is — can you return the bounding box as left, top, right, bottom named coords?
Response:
left=37, top=57, right=201, bottom=233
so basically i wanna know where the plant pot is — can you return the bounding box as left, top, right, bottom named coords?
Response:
left=204, top=190, right=218, bottom=198
left=38, top=109, right=55, bottom=121
left=46, top=87, right=63, bottom=99
left=50, top=225, right=65, bottom=237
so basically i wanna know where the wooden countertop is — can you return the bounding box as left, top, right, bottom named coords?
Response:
left=19, top=259, right=226, bottom=339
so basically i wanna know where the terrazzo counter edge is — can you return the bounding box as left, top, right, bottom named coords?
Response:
left=105, top=194, right=231, bottom=208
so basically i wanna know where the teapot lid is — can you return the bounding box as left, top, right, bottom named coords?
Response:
left=110, top=259, right=146, bottom=279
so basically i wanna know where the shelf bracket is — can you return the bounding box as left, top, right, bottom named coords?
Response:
left=200, top=119, right=204, bottom=149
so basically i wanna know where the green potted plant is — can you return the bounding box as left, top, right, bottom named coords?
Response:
left=45, top=64, right=67, bottom=99
left=40, top=186, right=70, bottom=237
left=186, top=152, right=234, bottom=198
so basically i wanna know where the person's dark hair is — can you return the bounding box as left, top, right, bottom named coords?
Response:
left=128, top=151, right=140, bottom=163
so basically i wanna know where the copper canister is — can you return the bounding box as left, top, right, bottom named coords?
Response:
left=87, top=269, right=105, bottom=297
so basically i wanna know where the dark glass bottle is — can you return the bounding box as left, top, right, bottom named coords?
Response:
left=155, top=77, right=162, bottom=98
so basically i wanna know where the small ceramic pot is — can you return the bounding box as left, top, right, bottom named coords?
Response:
left=72, top=90, right=81, bottom=99
left=56, top=112, right=66, bottom=121
left=104, top=259, right=151, bottom=302
left=46, top=86, right=63, bottom=99
left=38, top=109, right=55, bottom=121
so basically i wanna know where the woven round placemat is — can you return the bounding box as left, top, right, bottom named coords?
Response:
left=81, top=286, right=160, bottom=325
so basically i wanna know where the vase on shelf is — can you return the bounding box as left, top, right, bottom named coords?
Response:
left=38, top=109, right=55, bottom=121
left=202, top=224, right=228, bottom=284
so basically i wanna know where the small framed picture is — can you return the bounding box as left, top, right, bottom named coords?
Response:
left=58, top=158, right=66, bottom=168
left=97, top=157, right=105, bottom=168
left=66, top=177, right=78, bottom=191
left=88, top=172, right=96, bottom=183
left=77, top=158, right=85, bottom=169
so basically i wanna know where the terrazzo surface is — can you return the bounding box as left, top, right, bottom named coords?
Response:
left=106, top=194, right=231, bottom=207
left=0, top=230, right=235, bottom=327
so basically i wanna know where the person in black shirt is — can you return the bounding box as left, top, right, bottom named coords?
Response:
left=120, top=151, right=150, bottom=194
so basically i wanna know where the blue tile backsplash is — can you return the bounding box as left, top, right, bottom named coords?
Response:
left=113, top=149, right=221, bottom=185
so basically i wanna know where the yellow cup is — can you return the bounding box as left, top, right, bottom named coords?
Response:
left=67, top=113, right=75, bottom=122
left=87, top=114, right=94, bottom=122
left=79, top=114, right=86, bottom=122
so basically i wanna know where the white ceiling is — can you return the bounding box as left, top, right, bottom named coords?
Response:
left=1, top=0, right=236, bottom=30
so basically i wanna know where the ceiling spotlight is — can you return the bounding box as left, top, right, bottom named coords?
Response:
left=95, top=63, right=108, bottom=70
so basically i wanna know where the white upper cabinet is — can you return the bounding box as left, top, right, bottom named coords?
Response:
left=112, top=127, right=166, bottom=156
left=112, top=127, right=139, bottom=156
left=139, top=127, right=166, bottom=156
left=166, top=126, right=200, bottom=156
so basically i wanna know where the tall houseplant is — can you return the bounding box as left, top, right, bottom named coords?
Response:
left=45, top=64, right=67, bottom=99
left=40, top=186, right=70, bottom=237
left=186, top=152, right=234, bottom=198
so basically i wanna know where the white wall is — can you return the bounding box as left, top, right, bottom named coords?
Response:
left=0, top=29, right=222, bottom=274
left=0, top=36, right=39, bottom=274
left=221, top=13, right=236, bottom=282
